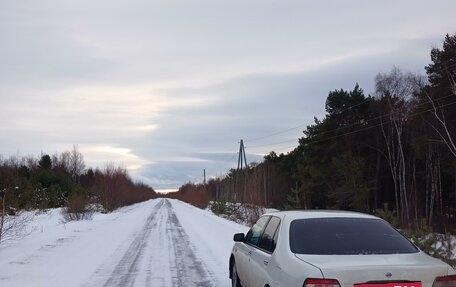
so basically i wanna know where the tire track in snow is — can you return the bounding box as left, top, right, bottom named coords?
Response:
left=164, top=199, right=214, bottom=287
left=85, top=198, right=214, bottom=287
left=100, top=199, right=164, bottom=287
left=144, top=199, right=173, bottom=286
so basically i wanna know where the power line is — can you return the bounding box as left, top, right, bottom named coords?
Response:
left=246, top=97, right=373, bottom=143
left=245, top=123, right=308, bottom=143
left=244, top=62, right=456, bottom=146
left=299, top=92, right=456, bottom=140
left=247, top=98, right=456, bottom=154
left=308, top=101, right=456, bottom=147
left=247, top=139, right=298, bottom=149
left=246, top=92, right=456, bottom=151
left=308, top=99, right=456, bottom=145
left=211, top=64, right=456, bottom=179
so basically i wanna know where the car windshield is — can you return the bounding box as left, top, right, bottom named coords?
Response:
left=289, top=217, right=418, bottom=255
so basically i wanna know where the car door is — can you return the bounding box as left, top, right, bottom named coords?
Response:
left=250, top=216, right=281, bottom=287
left=236, top=215, right=270, bottom=286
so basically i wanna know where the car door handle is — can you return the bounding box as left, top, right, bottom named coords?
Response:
left=263, top=260, right=269, bottom=266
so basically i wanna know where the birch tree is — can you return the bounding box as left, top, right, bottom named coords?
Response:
left=423, top=33, right=456, bottom=158
left=375, top=67, right=425, bottom=225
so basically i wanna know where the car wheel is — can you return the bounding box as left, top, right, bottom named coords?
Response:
left=231, top=261, right=241, bottom=287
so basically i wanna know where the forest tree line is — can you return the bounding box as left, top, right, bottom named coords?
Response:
left=174, top=33, right=456, bottom=231
left=0, top=146, right=157, bottom=214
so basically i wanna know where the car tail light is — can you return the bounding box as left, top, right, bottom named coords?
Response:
left=433, top=275, right=456, bottom=287
left=304, top=278, right=341, bottom=287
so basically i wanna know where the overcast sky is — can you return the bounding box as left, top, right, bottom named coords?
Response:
left=1, top=1, right=455, bottom=191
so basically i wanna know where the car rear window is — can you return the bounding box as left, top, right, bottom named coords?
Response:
left=289, top=217, right=418, bottom=255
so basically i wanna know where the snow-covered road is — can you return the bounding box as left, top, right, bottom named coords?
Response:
left=0, top=198, right=249, bottom=287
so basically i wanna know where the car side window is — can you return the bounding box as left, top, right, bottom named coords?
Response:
left=258, top=216, right=281, bottom=253
left=245, top=216, right=270, bottom=246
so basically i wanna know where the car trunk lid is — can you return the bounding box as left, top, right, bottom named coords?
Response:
left=295, top=253, right=448, bottom=287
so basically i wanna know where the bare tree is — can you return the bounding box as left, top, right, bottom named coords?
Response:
left=0, top=188, right=5, bottom=242
left=375, top=67, right=425, bottom=225
left=53, top=145, right=85, bottom=179
left=422, top=85, right=456, bottom=158
left=56, top=150, right=71, bottom=172
left=0, top=188, right=33, bottom=244
left=69, top=145, right=85, bottom=181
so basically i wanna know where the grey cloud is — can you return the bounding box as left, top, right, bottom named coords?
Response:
left=2, top=0, right=452, bottom=88
left=141, top=40, right=429, bottom=143
left=133, top=151, right=264, bottom=189
left=127, top=39, right=437, bottom=188
left=1, top=0, right=456, bottom=190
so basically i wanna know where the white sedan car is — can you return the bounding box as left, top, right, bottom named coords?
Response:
left=229, top=210, right=455, bottom=287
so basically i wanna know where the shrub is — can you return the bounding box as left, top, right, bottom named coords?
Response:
left=374, top=203, right=398, bottom=226
left=61, top=191, right=93, bottom=222
left=245, top=203, right=265, bottom=226
left=402, top=227, right=456, bottom=268
left=0, top=211, right=33, bottom=244
left=208, top=201, right=265, bottom=225
left=209, top=200, right=228, bottom=215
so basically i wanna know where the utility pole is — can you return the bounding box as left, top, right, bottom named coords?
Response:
left=203, top=169, right=206, bottom=186
left=235, top=139, right=248, bottom=202
left=216, top=175, right=220, bottom=200
left=237, top=139, right=248, bottom=171
left=203, top=169, right=207, bottom=194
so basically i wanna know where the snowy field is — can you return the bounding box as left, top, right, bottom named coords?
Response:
left=0, top=198, right=249, bottom=287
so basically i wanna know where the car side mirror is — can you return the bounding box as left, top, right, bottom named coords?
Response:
left=233, top=233, right=245, bottom=242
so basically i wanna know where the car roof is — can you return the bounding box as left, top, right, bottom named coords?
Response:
left=262, top=210, right=380, bottom=221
